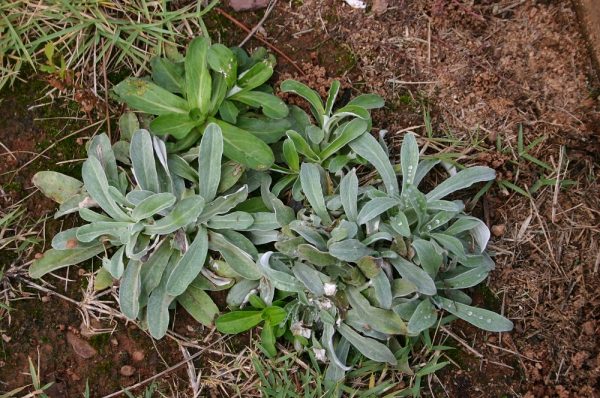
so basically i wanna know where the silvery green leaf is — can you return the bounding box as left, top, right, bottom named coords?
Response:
left=145, top=195, right=205, bottom=235
left=421, top=211, right=457, bottom=234
left=31, top=171, right=83, bottom=204
left=88, top=133, right=119, bottom=188
left=140, top=241, right=175, bottom=296
left=433, top=296, right=513, bottom=332
left=119, top=260, right=143, bottom=320
left=113, top=141, right=131, bottom=165
left=258, top=252, right=304, bottom=292
left=427, top=200, right=464, bottom=212
left=349, top=134, right=399, bottom=195
left=444, top=216, right=483, bottom=236
left=403, top=185, right=428, bottom=227
left=147, top=275, right=175, bottom=339
left=168, top=154, right=198, bottom=182
left=306, top=125, right=324, bottom=145
left=469, top=219, right=491, bottom=252
left=407, top=299, right=437, bottom=335
left=104, top=246, right=125, bottom=279
left=292, top=262, right=326, bottom=296
left=337, top=323, right=397, bottom=365
left=319, top=119, right=368, bottom=161
left=131, top=193, right=176, bottom=221
left=118, top=111, right=139, bottom=141
left=442, top=289, right=472, bottom=305
left=325, top=80, right=341, bottom=116
left=322, top=324, right=352, bottom=372
left=274, top=236, right=305, bottom=257
left=272, top=198, right=295, bottom=227
left=82, top=157, right=130, bottom=221
left=371, top=270, right=393, bottom=309
left=125, top=190, right=154, bottom=205
left=200, top=268, right=235, bottom=288
left=130, top=130, right=160, bottom=193
left=357, top=197, right=397, bottom=225
left=186, top=36, right=211, bottom=114
left=242, top=212, right=279, bottom=231
left=345, top=286, right=407, bottom=335
left=413, top=159, right=440, bottom=187
left=210, top=259, right=240, bottom=279
left=209, top=231, right=261, bottom=280
left=178, top=285, right=219, bottom=326
left=286, top=130, right=319, bottom=162
left=344, top=311, right=390, bottom=340
left=55, top=193, right=88, bottom=218
left=218, top=161, right=245, bottom=193
left=248, top=230, right=279, bottom=245
left=289, top=221, right=327, bottom=251
left=389, top=212, right=410, bottom=237
left=390, top=257, right=436, bottom=295
left=426, top=166, right=496, bottom=201
left=282, top=138, right=300, bottom=172
left=259, top=278, right=275, bottom=306
left=126, top=230, right=152, bottom=260
left=76, top=222, right=132, bottom=243
left=226, top=279, right=259, bottom=307
left=346, top=93, right=384, bottom=109
left=220, top=229, right=259, bottom=259
left=207, top=211, right=254, bottom=230
left=166, top=227, right=208, bottom=296
left=437, top=265, right=491, bottom=289
left=458, top=252, right=494, bottom=268
left=299, top=163, right=332, bottom=224
left=197, top=123, right=223, bottom=202
left=280, top=80, right=325, bottom=124
left=430, top=233, right=466, bottom=259
left=392, top=278, right=417, bottom=298
left=361, top=232, right=393, bottom=246
left=51, top=228, right=86, bottom=250
left=393, top=299, right=420, bottom=320
left=400, top=133, right=419, bottom=190
left=330, top=220, right=358, bottom=243
left=29, top=244, right=106, bottom=279
left=108, top=186, right=130, bottom=208
left=329, top=239, right=374, bottom=262
left=324, top=336, right=350, bottom=384
left=78, top=208, right=112, bottom=223
left=197, top=186, right=248, bottom=223
left=411, top=239, right=443, bottom=276
left=326, top=194, right=342, bottom=211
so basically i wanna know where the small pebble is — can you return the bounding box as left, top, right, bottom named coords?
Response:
left=491, top=224, right=506, bottom=237
left=120, top=365, right=136, bottom=377
left=132, top=350, right=145, bottom=362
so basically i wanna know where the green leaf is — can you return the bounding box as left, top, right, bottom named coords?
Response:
left=407, top=299, right=437, bottom=334
left=297, top=244, right=337, bottom=267
left=433, top=296, right=513, bottom=332
left=216, top=310, right=264, bottom=334
left=131, top=130, right=160, bottom=193
left=401, top=133, right=419, bottom=189
left=150, top=57, right=184, bottom=94
left=207, top=211, right=254, bottom=230
left=349, top=134, right=399, bottom=195
left=140, top=239, right=174, bottom=295
left=390, top=257, right=437, bottom=295
left=325, top=80, right=341, bottom=116
left=237, top=115, right=291, bottom=144
left=178, top=284, right=219, bottom=326
left=166, top=227, right=209, bottom=295
left=119, top=260, right=143, bottom=320
left=437, top=265, right=491, bottom=289
left=357, top=197, right=397, bottom=225
left=88, top=134, right=119, bottom=187
left=211, top=119, right=274, bottom=170
left=340, top=169, right=359, bottom=222
left=104, top=246, right=125, bottom=279
left=147, top=277, right=175, bottom=339
left=286, top=130, right=319, bottom=162
left=371, top=270, right=393, bottom=309
left=292, top=262, right=326, bottom=295
left=219, top=100, right=239, bottom=124
left=118, top=112, right=139, bottom=141
left=82, top=157, right=130, bottom=221
left=76, top=221, right=131, bottom=243
left=198, top=186, right=248, bottom=222
left=280, top=80, right=325, bottom=124
left=32, top=171, right=82, bottom=204
left=346, top=286, right=407, bottom=334
left=218, top=161, right=245, bottom=193
left=426, top=166, right=496, bottom=201
left=389, top=212, right=410, bottom=237
left=299, top=163, right=331, bottom=224
left=144, top=196, right=205, bottom=235
left=411, top=239, right=443, bottom=276
left=261, top=306, right=287, bottom=325
left=207, top=43, right=237, bottom=87
left=230, top=91, right=289, bottom=119
left=260, top=321, right=277, bottom=358
left=94, top=267, right=114, bottom=291
left=319, top=118, right=368, bottom=161
left=347, top=94, right=385, bottom=109
left=208, top=231, right=261, bottom=280
left=149, top=113, right=197, bottom=139
left=430, top=233, right=466, bottom=259
left=29, top=244, right=105, bottom=279
left=258, top=252, right=304, bottom=292
left=198, top=123, right=223, bottom=202
left=329, top=239, right=374, bottom=262
left=282, top=139, right=299, bottom=172
left=337, top=323, right=397, bottom=365
left=235, top=59, right=274, bottom=91
left=113, top=78, right=189, bottom=115
left=185, top=36, right=212, bottom=114
left=131, top=192, right=176, bottom=221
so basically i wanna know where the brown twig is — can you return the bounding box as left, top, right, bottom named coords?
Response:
left=215, top=8, right=305, bottom=76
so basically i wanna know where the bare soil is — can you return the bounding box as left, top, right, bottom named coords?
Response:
left=1, top=0, right=599, bottom=397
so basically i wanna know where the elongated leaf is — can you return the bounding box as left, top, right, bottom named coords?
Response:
left=407, top=299, right=437, bottom=334
left=118, top=111, right=139, bottom=140
left=198, top=123, right=223, bottom=202
left=371, top=270, right=393, bottom=309
left=114, top=78, right=189, bottom=115
left=147, top=279, right=175, bottom=339
left=119, top=260, right=143, bottom=320
left=76, top=221, right=131, bottom=243
left=104, top=246, right=125, bottom=279
left=340, top=169, right=359, bottom=222
left=349, top=134, right=399, bottom=195
left=216, top=310, right=264, bottom=334
left=207, top=211, right=254, bottom=230
left=286, top=130, right=319, bottom=161
left=88, top=134, right=119, bottom=187
left=299, top=163, right=331, bottom=224
left=434, top=296, right=513, bottom=332
left=186, top=36, right=211, bottom=114
left=329, top=239, right=374, bottom=262
left=390, top=257, right=436, bottom=295
left=51, top=228, right=88, bottom=250
left=280, top=80, right=325, bottom=124
left=357, top=197, right=397, bottom=225
left=198, top=186, right=248, bottom=222
left=346, top=287, right=407, bottom=334
left=209, top=231, right=261, bottom=280
left=207, top=43, right=237, bottom=87
left=145, top=196, right=205, bottom=235
left=150, top=57, right=184, bottom=93
left=297, top=244, right=337, bottom=267
left=235, top=59, right=274, bottom=91
left=132, top=192, right=176, bottom=221
left=347, top=94, right=385, bottom=109
left=437, top=265, right=491, bottom=289
left=319, top=119, right=368, bottom=161
left=430, top=233, right=466, bottom=259
left=337, top=323, right=397, bottom=365
left=82, top=158, right=130, bottom=221
left=325, top=80, right=341, bottom=116
left=149, top=113, right=196, bottom=139
left=401, top=133, right=419, bottom=189
left=292, top=262, right=325, bottom=296
left=211, top=119, right=274, bottom=170
left=29, top=244, right=105, bottom=279
left=258, top=252, right=304, bottom=292
left=131, top=130, right=160, bottom=193
left=282, top=139, right=299, bottom=172
left=230, top=91, right=289, bottom=119
left=166, top=227, right=208, bottom=295
left=411, top=239, right=443, bottom=276
left=226, top=279, right=260, bottom=307
left=140, top=239, right=174, bottom=295
left=178, top=285, right=219, bottom=326
left=426, top=166, right=496, bottom=201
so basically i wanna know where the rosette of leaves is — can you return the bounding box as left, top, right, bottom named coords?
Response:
left=271, top=80, right=385, bottom=197
left=113, top=37, right=291, bottom=170
left=30, top=123, right=280, bottom=339
left=219, top=133, right=513, bottom=381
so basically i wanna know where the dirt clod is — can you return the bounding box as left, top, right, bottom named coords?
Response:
left=132, top=350, right=145, bottom=362
left=66, top=331, right=97, bottom=359
left=120, top=365, right=136, bottom=377
left=491, top=224, right=506, bottom=237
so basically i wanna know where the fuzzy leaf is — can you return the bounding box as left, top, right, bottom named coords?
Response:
left=32, top=171, right=82, bottom=204
left=337, top=323, right=397, bottom=365
left=425, top=166, right=496, bottom=201
left=209, top=231, right=261, bottom=280
left=349, top=133, right=399, bottom=195
left=299, top=163, right=331, bottom=224
left=434, top=296, right=513, bottom=332
left=390, top=257, right=437, bottom=295
left=166, top=226, right=209, bottom=296
left=185, top=36, right=212, bottom=114
left=119, top=260, right=143, bottom=320
left=29, top=244, right=105, bottom=279
left=144, top=196, right=205, bottom=235
left=114, top=78, right=189, bottom=115
left=178, top=284, right=219, bottom=326
left=198, top=123, right=223, bottom=202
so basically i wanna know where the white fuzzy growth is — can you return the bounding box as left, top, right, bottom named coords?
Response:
left=344, top=0, right=366, bottom=8
left=323, top=282, right=337, bottom=296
